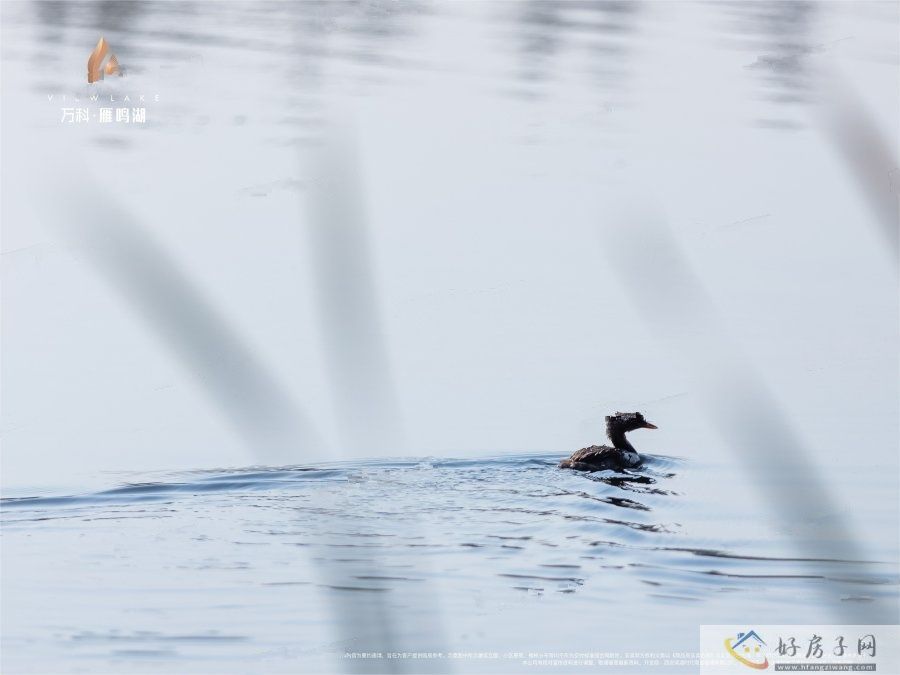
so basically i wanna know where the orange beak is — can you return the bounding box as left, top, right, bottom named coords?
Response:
left=642, top=422, right=658, bottom=429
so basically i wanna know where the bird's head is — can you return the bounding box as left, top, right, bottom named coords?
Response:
left=605, top=411, right=658, bottom=436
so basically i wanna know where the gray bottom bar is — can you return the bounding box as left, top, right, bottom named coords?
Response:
left=774, top=665, right=876, bottom=672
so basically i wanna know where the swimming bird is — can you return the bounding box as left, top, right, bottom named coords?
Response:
left=559, top=412, right=657, bottom=471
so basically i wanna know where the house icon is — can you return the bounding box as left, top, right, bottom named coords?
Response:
left=725, top=629, right=769, bottom=670
left=734, top=630, right=766, bottom=652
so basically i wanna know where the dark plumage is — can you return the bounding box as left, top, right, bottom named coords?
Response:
left=559, top=411, right=657, bottom=472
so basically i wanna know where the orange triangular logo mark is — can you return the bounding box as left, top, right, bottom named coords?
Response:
left=88, top=37, right=122, bottom=83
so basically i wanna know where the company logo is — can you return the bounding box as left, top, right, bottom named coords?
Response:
left=87, top=37, right=122, bottom=83
left=725, top=630, right=769, bottom=670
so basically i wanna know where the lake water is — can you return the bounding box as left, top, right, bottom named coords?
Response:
left=1, top=1, right=898, bottom=673
left=2, top=452, right=898, bottom=673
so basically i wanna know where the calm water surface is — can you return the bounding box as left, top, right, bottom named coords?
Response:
left=2, top=453, right=897, bottom=673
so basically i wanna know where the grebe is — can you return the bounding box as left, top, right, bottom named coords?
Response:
left=559, top=412, right=657, bottom=472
